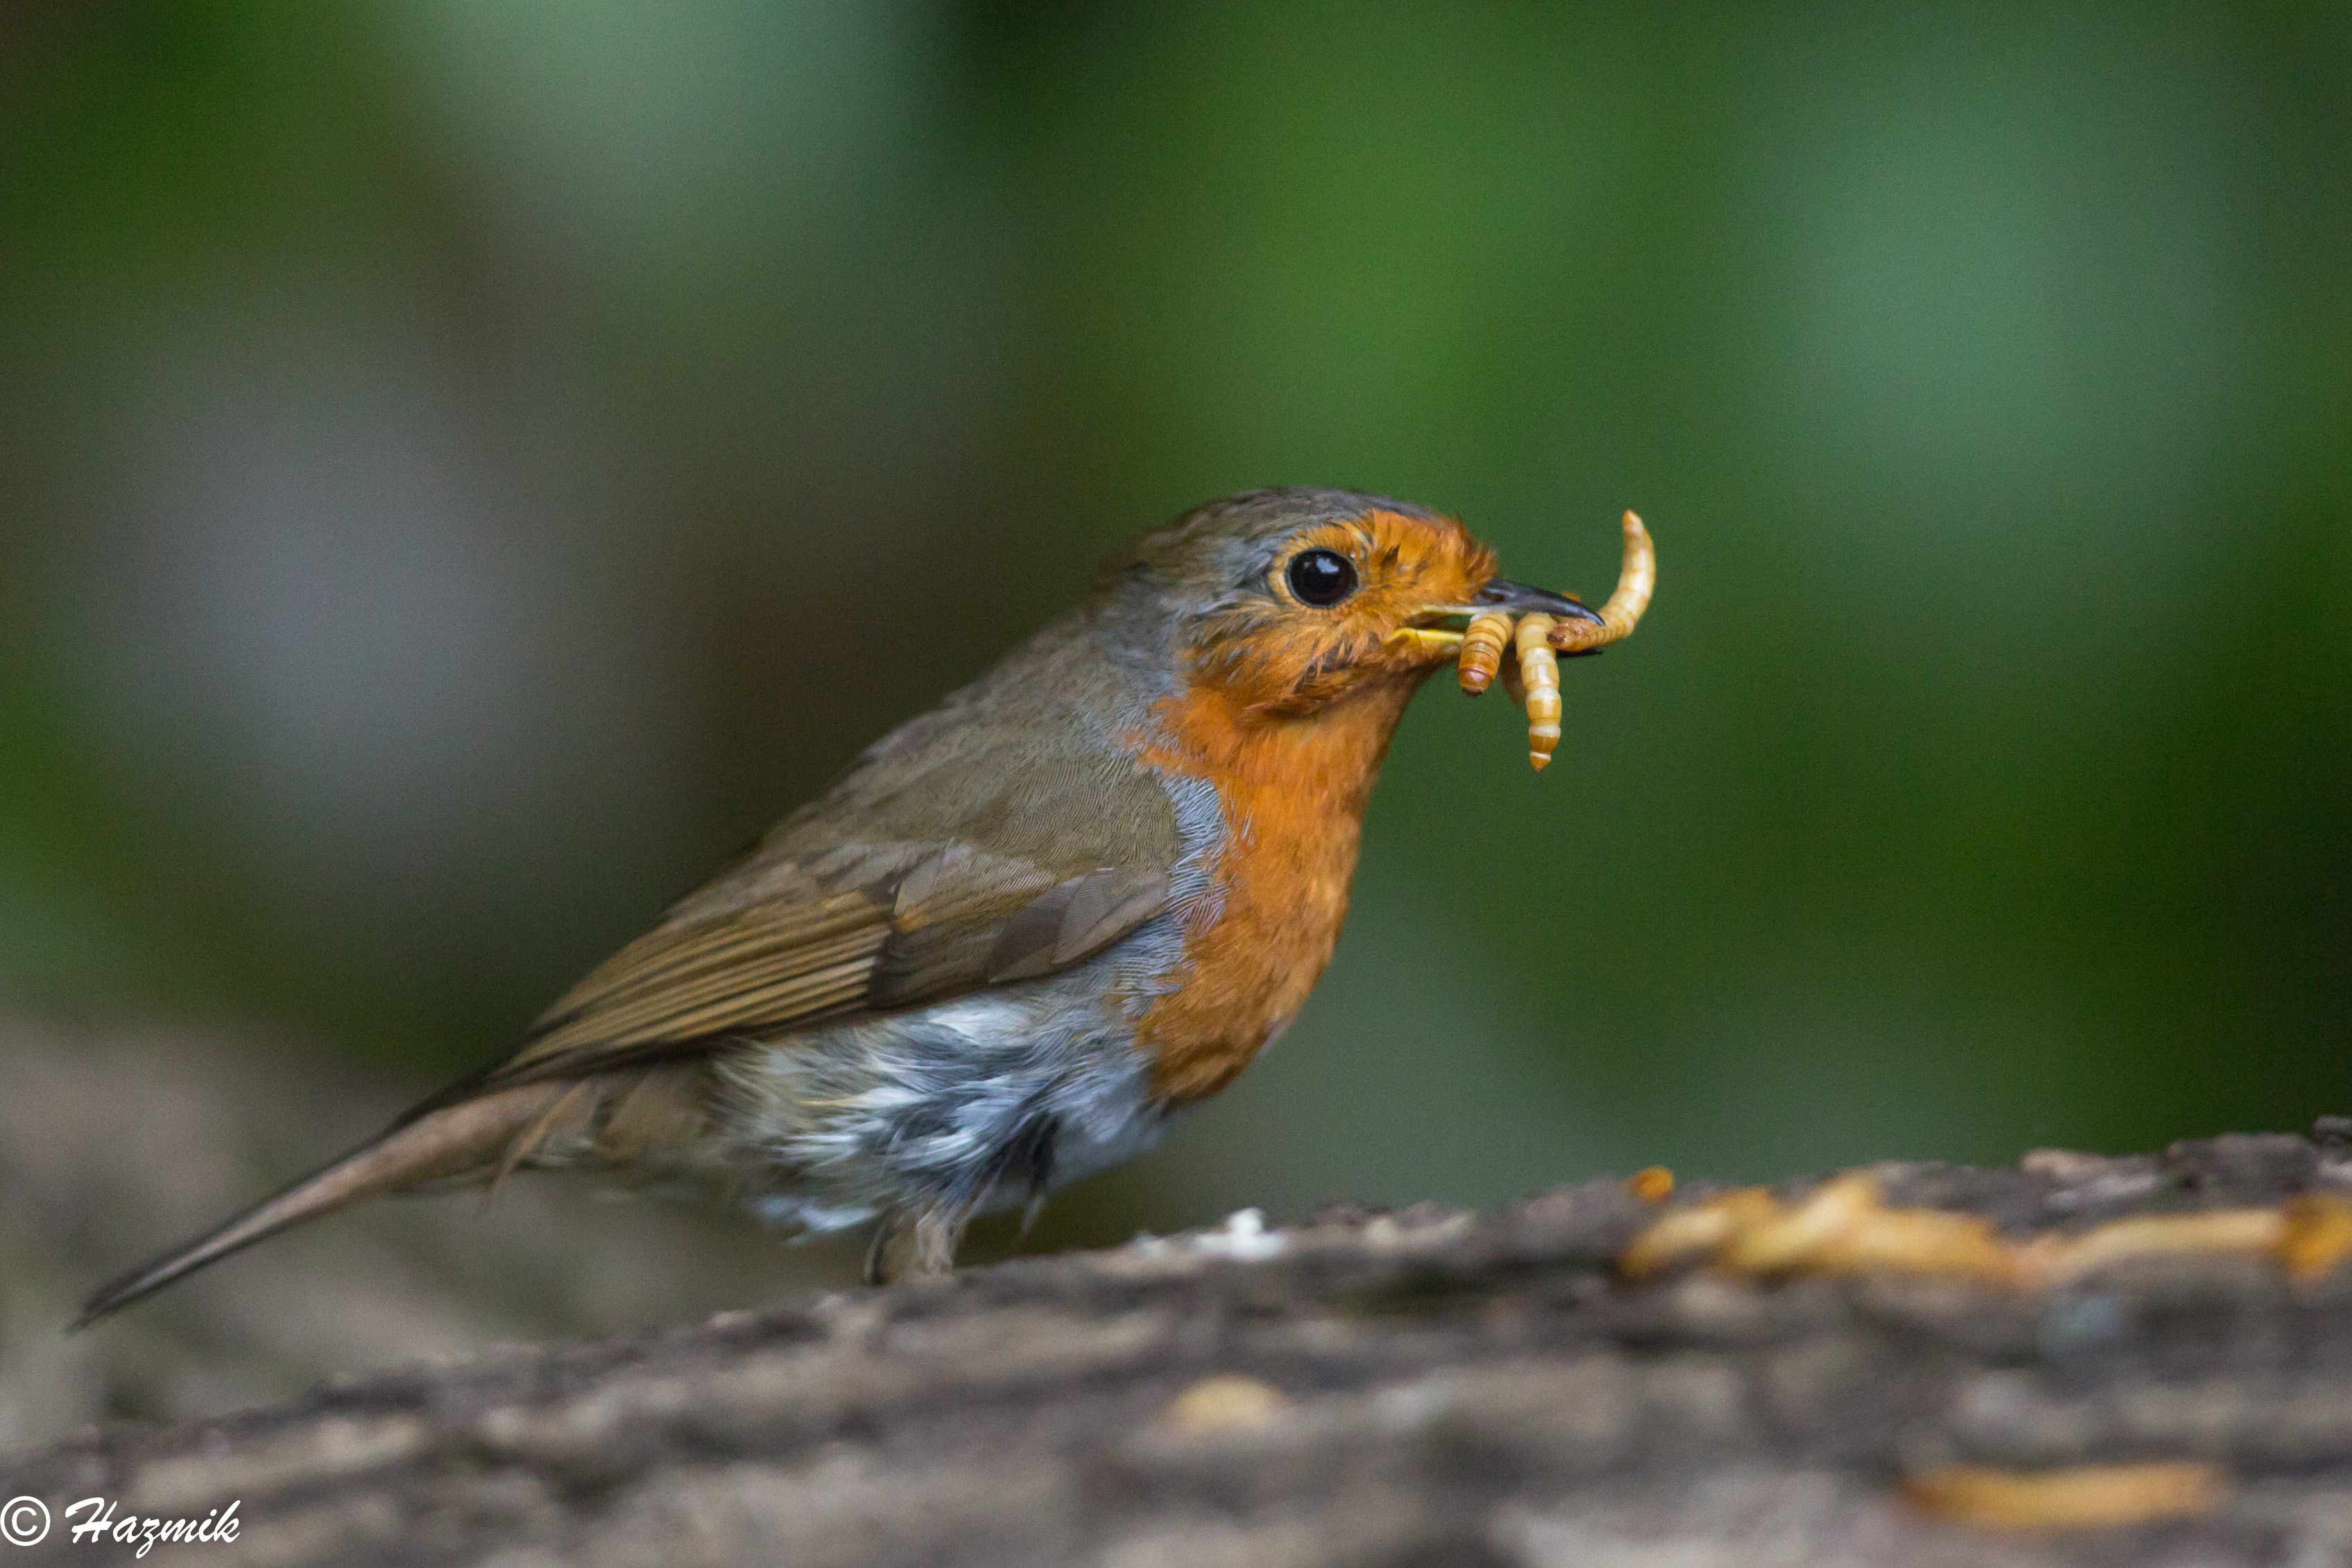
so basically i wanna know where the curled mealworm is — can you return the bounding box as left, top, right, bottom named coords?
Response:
left=1457, top=610, right=1516, bottom=695
left=1549, top=510, right=1656, bottom=655
left=1515, top=614, right=1561, bottom=770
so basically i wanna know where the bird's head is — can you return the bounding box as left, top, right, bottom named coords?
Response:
left=1097, top=487, right=1598, bottom=716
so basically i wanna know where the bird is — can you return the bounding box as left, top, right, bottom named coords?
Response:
left=76, top=486, right=1611, bottom=1325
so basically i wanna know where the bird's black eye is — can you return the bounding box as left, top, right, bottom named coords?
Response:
left=1285, top=548, right=1358, bottom=608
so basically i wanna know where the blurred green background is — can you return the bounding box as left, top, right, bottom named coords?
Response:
left=1, top=2, right=2346, bottom=1264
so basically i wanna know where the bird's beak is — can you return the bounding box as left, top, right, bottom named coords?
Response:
left=1386, top=510, right=1656, bottom=663
left=1388, top=580, right=1602, bottom=661
left=1470, top=579, right=1608, bottom=626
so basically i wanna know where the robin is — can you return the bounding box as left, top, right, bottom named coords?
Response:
left=78, top=487, right=1623, bottom=1323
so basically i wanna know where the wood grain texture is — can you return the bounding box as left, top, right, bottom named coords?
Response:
left=10, top=1121, right=2352, bottom=1566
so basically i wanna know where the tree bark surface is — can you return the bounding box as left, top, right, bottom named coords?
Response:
left=8, top=1130, right=2352, bottom=1566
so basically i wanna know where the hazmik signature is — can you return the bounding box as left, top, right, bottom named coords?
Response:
left=0, top=1495, right=240, bottom=1557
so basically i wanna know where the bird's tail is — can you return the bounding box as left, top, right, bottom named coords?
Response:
left=72, top=1081, right=578, bottom=1329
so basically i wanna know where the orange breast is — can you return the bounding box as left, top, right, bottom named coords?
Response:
left=1134, top=680, right=1419, bottom=1105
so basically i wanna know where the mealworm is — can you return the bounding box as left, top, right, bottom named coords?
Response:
left=1549, top=510, right=1656, bottom=655
left=1457, top=610, right=1516, bottom=695
left=1903, top=1464, right=2225, bottom=1531
left=1437, top=508, right=1658, bottom=766
left=1516, top=613, right=1561, bottom=770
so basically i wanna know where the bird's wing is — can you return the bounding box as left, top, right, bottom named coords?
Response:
left=463, top=666, right=1196, bottom=1097
left=438, top=841, right=1174, bottom=1105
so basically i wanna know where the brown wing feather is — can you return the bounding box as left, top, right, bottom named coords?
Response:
left=456, top=841, right=1167, bottom=1103
left=524, top=890, right=893, bottom=1057
left=438, top=672, right=1194, bottom=1103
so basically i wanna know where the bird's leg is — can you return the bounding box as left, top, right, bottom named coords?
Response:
left=863, top=1209, right=912, bottom=1286
left=911, top=1205, right=970, bottom=1278
left=861, top=1203, right=970, bottom=1285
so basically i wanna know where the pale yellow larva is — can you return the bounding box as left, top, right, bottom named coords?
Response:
left=1457, top=610, right=1517, bottom=695
left=1515, top=613, right=1561, bottom=770
left=1548, top=510, right=1656, bottom=655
